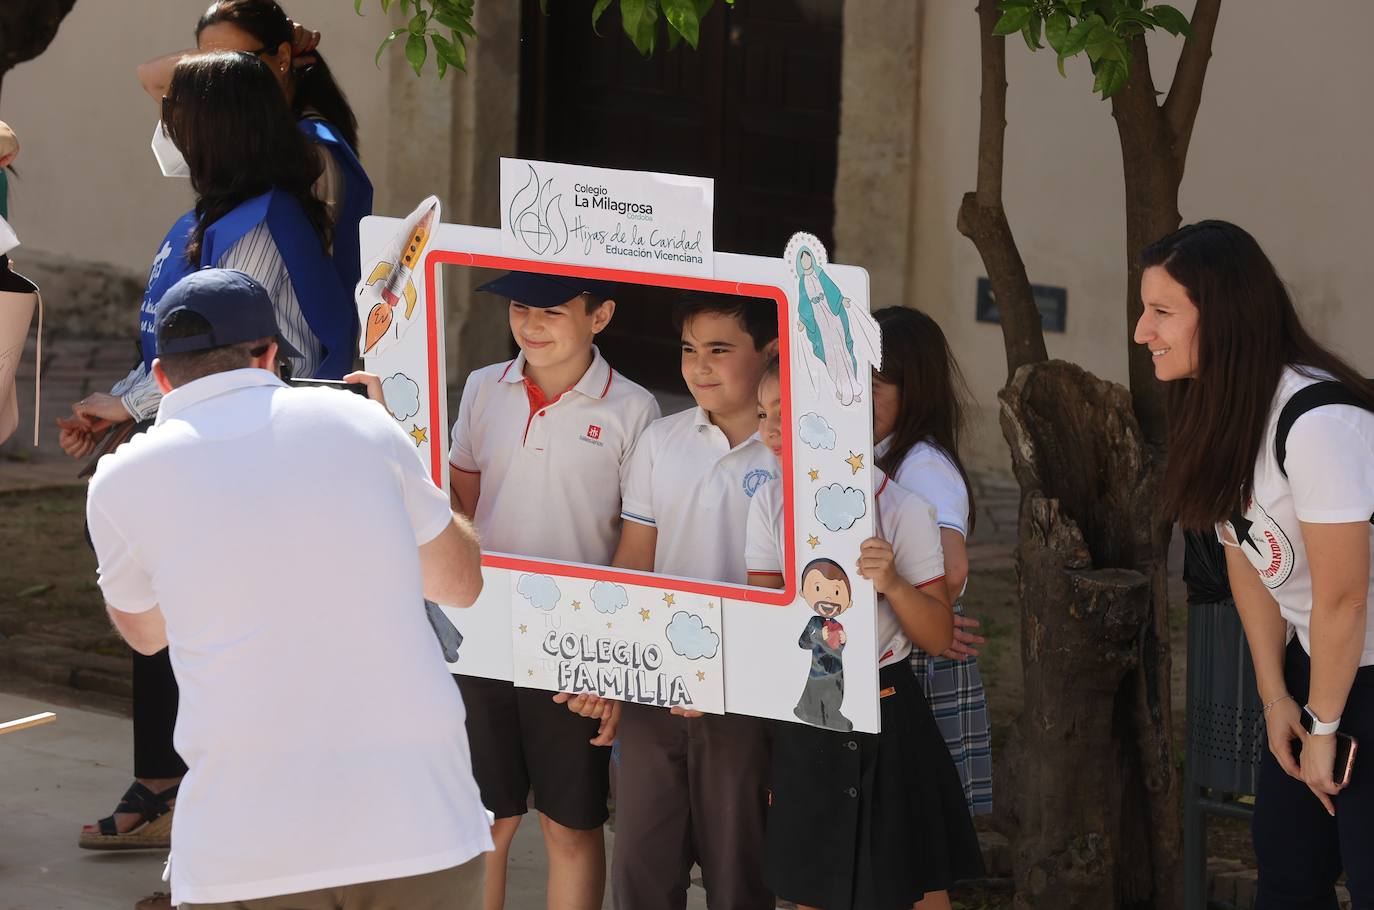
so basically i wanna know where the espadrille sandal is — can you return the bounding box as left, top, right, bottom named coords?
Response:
left=78, top=781, right=177, bottom=850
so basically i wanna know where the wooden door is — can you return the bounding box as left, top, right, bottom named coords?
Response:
left=518, top=0, right=844, bottom=387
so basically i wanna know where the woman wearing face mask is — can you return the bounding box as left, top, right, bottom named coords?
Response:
left=138, top=0, right=372, bottom=290
left=62, top=51, right=350, bottom=851
left=1138, top=221, right=1374, bottom=908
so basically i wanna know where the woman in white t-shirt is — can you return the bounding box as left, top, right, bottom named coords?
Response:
left=1137, top=220, right=1374, bottom=907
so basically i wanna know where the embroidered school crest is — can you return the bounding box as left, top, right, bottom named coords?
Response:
left=742, top=468, right=773, bottom=498
left=587, top=425, right=602, bottom=440
left=1227, top=500, right=1295, bottom=589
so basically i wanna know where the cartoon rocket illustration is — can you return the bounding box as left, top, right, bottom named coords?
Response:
left=358, top=195, right=441, bottom=356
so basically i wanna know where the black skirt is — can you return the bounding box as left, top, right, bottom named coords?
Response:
left=765, top=660, right=984, bottom=910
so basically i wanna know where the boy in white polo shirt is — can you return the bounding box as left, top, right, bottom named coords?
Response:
left=448, top=271, right=659, bottom=910
left=609, top=295, right=780, bottom=910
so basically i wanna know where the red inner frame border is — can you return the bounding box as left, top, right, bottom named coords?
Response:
left=424, top=249, right=796, bottom=607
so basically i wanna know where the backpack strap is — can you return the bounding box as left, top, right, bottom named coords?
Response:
left=1273, top=379, right=1374, bottom=524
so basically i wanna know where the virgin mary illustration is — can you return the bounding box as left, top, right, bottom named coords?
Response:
left=786, top=233, right=880, bottom=407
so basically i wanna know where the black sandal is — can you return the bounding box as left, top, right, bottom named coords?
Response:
left=78, top=781, right=178, bottom=850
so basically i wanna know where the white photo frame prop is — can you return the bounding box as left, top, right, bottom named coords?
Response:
left=359, top=215, right=884, bottom=733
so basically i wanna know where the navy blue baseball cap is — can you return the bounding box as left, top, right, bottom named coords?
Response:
left=154, top=268, right=302, bottom=359
left=475, top=271, right=618, bottom=309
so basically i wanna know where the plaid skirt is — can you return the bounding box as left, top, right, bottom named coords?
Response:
left=909, top=605, right=994, bottom=816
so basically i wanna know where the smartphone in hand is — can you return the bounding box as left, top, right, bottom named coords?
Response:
left=1291, top=732, right=1358, bottom=787
left=287, top=377, right=369, bottom=397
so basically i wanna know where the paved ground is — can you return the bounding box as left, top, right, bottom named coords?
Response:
left=0, top=690, right=709, bottom=910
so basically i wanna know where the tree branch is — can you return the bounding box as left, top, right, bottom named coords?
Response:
left=958, top=0, right=1047, bottom=379
left=972, top=0, right=1006, bottom=206
left=1162, top=0, right=1222, bottom=170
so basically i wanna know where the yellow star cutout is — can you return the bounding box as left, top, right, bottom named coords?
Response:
left=662, top=592, right=675, bottom=606
left=527, top=669, right=535, bottom=677
left=518, top=624, right=528, bottom=634
left=845, top=451, right=865, bottom=474
left=808, top=534, right=820, bottom=549
left=696, top=670, right=706, bottom=682
left=572, top=600, right=582, bottom=611
left=639, top=607, right=652, bottom=622
left=808, top=468, right=820, bottom=481
left=409, top=424, right=429, bottom=447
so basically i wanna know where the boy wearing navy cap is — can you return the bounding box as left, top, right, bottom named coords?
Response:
left=448, top=270, right=659, bottom=910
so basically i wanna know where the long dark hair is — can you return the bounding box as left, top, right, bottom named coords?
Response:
left=196, top=0, right=361, bottom=153
left=872, top=306, right=976, bottom=531
left=164, top=51, right=331, bottom=262
left=1146, top=220, right=1374, bottom=529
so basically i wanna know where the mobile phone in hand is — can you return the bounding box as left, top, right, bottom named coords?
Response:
left=287, top=377, right=369, bottom=397
left=1291, top=732, right=1358, bottom=787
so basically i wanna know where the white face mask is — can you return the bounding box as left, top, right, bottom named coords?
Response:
left=150, top=121, right=190, bottom=179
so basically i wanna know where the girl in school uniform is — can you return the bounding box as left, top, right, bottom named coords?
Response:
left=871, top=306, right=993, bottom=826
left=746, top=357, right=985, bottom=910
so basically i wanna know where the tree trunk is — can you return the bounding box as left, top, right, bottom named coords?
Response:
left=1000, top=360, right=1162, bottom=910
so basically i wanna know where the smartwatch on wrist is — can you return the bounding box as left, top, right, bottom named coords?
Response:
left=1301, top=704, right=1341, bottom=736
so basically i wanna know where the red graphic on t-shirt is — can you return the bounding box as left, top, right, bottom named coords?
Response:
left=587, top=425, right=602, bottom=440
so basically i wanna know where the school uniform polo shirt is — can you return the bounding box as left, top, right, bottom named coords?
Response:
left=745, top=470, right=944, bottom=667
left=449, top=347, right=659, bottom=565
left=621, top=406, right=780, bottom=583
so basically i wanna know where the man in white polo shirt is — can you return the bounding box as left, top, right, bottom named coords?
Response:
left=86, top=269, right=492, bottom=910
left=448, top=270, right=659, bottom=910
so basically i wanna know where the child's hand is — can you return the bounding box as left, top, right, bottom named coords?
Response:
left=552, top=692, right=622, bottom=745
left=941, top=614, right=985, bottom=660
left=856, top=537, right=902, bottom=596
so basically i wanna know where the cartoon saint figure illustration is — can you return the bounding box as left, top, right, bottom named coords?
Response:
left=358, top=195, right=440, bottom=356
left=785, top=232, right=881, bottom=408
left=793, top=557, right=854, bottom=732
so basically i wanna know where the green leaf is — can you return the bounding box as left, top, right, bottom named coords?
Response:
left=591, top=0, right=615, bottom=34
left=1045, top=11, right=1069, bottom=52
left=1061, top=17, right=1095, bottom=56
left=408, top=11, right=428, bottom=34
left=995, top=0, right=1031, bottom=8
left=434, top=9, right=475, bottom=35
left=1093, top=57, right=1128, bottom=97
left=1065, top=0, right=1085, bottom=14
left=354, top=0, right=364, bottom=15
left=1021, top=12, right=1043, bottom=50
left=1085, top=21, right=1118, bottom=63
left=17, top=583, right=53, bottom=598
left=667, top=22, right=682, bottom=49
left=381, top=0, right=394, bottom=13
left=662, top=0, right=701, bottom=48
left=1148, top=3, right=1193, bottom=37
left=992, top=6, right=1032, bottom=36
left=620, top=0, right=659, bottom=55
left=375, top=27, right=406, bottom=67
left=539, top=0, right=549, bottom=12
left=433, top=31, right=465, bottom=71
left=405, top=31, right=428, bottom=74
